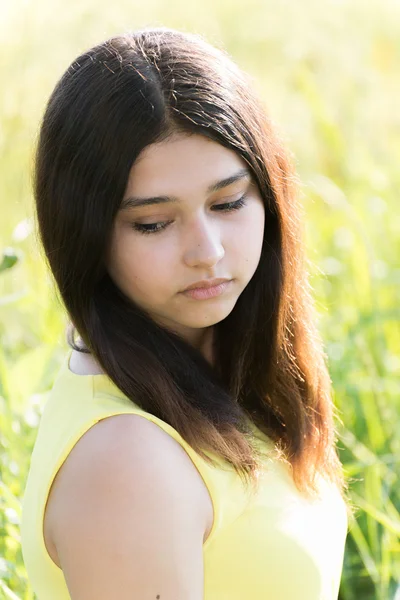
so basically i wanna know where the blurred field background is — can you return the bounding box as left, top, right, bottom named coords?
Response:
left=0, top=0, right=399, bottom=598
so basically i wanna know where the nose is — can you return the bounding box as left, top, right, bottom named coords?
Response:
left=183, top=216, right=225, bottom=268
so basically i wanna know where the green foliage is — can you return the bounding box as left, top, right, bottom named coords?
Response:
left=1, top=0, right=399, bottom=598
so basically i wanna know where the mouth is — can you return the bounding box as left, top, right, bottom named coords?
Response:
left=182, top=278, right=232, bottom=292
left=180, top=279, right=233, bottom=300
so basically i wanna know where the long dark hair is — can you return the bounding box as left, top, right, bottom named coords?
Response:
left=33, top=26, right=349, bottom=505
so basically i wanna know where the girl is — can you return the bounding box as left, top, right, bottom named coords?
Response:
left=20, top=27, right=351, bottom=600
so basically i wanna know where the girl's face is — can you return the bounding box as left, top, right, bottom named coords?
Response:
left=106, top=133, right=265, bottom=351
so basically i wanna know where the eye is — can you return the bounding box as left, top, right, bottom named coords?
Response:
left=131, top=193, right=249, bottom=235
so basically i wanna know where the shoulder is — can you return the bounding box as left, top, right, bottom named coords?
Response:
left=48, top=413, right=212, bottom=537
left=53, top=412, right=211, bottom=497
left=47, top=413, right=211, bottom=598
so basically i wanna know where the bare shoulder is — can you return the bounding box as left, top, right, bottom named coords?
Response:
left=45, top=413, right=213, bottom=599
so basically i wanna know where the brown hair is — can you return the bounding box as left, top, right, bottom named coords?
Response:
left=33, top=26, right=350, bottom=507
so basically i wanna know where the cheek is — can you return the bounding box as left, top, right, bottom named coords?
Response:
left=108, top=234, right=174, bottom=296
left=230, top=204, right=265, bottom=263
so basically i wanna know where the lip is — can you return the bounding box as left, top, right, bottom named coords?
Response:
left=182, top=278, right=232, bottom=291
left=181, top=280, right=232, bottom=300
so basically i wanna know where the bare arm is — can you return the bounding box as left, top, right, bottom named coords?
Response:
left=49, top=414, right=208, bottom=600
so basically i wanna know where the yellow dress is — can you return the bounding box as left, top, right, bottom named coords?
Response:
left=20, top=349, right=348, bottom=599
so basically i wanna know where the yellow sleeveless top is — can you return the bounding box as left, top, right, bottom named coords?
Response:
left=20, top=349, right=348, bottom=600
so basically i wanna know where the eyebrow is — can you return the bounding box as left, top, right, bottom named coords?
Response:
left=119, top=167, right=251, bottom=211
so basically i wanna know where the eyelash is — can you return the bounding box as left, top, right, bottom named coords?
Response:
left=130, top=194, right=249, bottom=235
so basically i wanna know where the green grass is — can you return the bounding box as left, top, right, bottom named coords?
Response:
left=1, top=0, right=399, bottom=598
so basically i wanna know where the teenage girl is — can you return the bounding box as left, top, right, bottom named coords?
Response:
left=20, top=27, right=351, bottom=600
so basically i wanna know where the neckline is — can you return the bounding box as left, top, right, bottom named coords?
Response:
left=62, top=348, right=127, bottom=398
left=65, top=348, right=108, bottom=378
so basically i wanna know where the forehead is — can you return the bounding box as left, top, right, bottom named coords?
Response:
left=125, top=133, right=249, bottom=195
